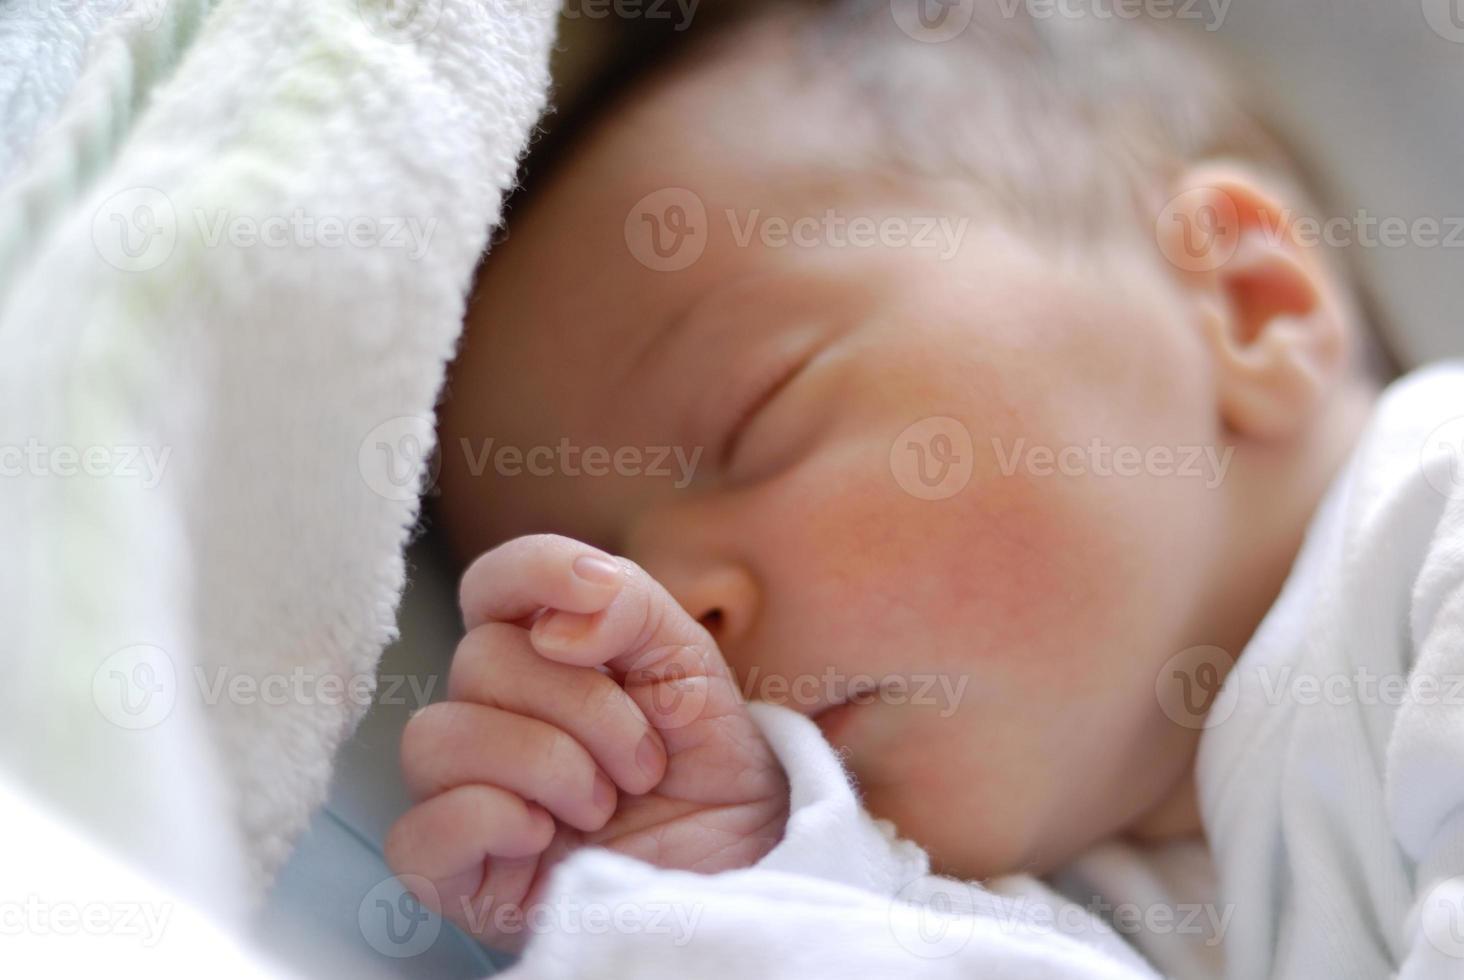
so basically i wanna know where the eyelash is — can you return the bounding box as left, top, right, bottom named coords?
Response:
left=718, top=347, right=816, bottom=470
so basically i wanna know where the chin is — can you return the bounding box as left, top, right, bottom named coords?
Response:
left=859, top=783, right=1053, bottom=881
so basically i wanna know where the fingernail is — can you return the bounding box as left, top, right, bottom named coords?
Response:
left=636, top=732, right=665, bottom=780
left=592, top=770, right=615, bottom=811
left=573, top=555, right=624, bottom=588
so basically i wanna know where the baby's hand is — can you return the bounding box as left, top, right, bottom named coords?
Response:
left=385, top=534, right=789, bottom=950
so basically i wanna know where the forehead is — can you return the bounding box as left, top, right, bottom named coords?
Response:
left=460, top=21, right=880, bottom=432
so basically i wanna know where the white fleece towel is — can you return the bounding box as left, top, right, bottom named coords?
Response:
left=0, top=0, right=145, bottom=181
left=0, top=0, right=556, bottom=927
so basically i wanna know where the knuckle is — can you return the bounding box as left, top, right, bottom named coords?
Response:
left=400, top=702, right=463, bottom=768
left=536, top=729, right=588, bottom=793
left=449, top=622, right=522, bottom=701
left=382, top=818, right=414, bottom=874
left=573, top=674, right=627, bottom=729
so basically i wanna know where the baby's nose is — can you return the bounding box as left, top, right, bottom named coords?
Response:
left=646, top=562, right=760, bottom=651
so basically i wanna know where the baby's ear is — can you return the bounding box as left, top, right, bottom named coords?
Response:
left=1156, top=164, right=1347, bottom=441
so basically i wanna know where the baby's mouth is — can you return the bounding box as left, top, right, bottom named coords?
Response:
left=812, top=684, right=884, bottom=743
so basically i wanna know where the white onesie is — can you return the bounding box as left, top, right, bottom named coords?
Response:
left=1198, top=362, right=1464, bottom=980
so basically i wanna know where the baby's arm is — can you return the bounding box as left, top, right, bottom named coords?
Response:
left=384, top=534, right=789, bottom=951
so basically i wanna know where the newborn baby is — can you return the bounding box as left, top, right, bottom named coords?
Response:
left=385, top=3, right=1464, bottom=976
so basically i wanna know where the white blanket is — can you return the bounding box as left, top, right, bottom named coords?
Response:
left=0, top=0, right=555, bottom=930
left=507, top=702, right=1166, bottom=979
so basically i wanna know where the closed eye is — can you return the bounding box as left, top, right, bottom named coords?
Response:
left=718, top=343, right=821, bottom=470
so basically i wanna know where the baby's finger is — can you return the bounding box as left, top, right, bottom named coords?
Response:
left=449, top=622, right=668, bottom=795
left=384, top=784, right=554, bottom=906
left=401, top=701, right=618, bottom=833
left=528, top=559, right=740, bottom=733
left=527, top=557, right=710, bottom=673
left=460, top=534, right=626, bottom=630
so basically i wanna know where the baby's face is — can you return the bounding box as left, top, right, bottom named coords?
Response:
left=442, top=33, right=1237, bottom=877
